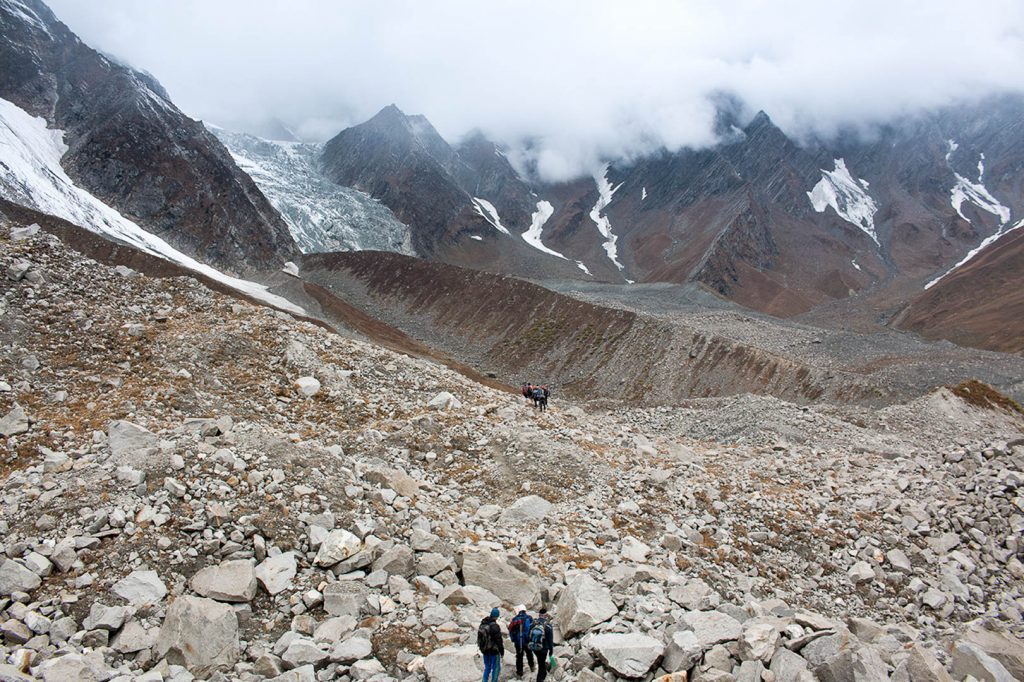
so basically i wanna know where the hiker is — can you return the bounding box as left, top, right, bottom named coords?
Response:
left=526, top=607, right=554, bottom=681
left=522, top=382, right=534, bottom=403
left=531, top=385, right=548, bottom=412
left=477, top=607, right=504, bottom=682
left=508, top=604, right=535, bottom=677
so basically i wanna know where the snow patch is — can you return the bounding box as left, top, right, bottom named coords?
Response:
left=851, top=260, right=861, bottom=271
left=950, top=174, right=1010, bottom=225
left=576, top=262, right=593, bottom=276
left=0, top=98, right=304, bottom=315
left=945, top=139, right=959, bottom=163
left=641, top=187, right=647, bottom=201
left=807, top=158, right=879, bottom=245
left=472, top=197, right=510, bottom=236
left=521, top=200, right=565, bottom=259
left=590, top=165, right=626, bottom=271
left=925, top=217, right=1024, bottom=290
left=469, top=235, right=483, bottom=241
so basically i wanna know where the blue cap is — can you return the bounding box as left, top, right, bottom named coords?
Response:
left=490, top=607, right=500, bottom=618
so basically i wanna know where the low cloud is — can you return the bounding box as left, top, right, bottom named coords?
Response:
left=49, top=0, right=1024, bottom=181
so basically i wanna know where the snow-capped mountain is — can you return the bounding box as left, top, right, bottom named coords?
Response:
left=0, top=0, right=297, bottom=273
left=210, top=127, right=412, bottom=255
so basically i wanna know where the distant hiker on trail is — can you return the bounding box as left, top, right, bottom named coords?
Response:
left=477, top=607, right=504, bottom=682
left=527, top=607, right=555, bottom=681
left=521, top=383, right=533, bottom=403
left=531, top=385, right=548, bottom=412
left=508, top=604, right=535, bottom=677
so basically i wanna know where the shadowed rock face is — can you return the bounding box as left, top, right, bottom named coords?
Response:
left=0, top=0, right=297, bottom=272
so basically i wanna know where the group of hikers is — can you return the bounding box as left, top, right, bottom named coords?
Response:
left=520, top=382, right=550, bottom=411
left=477, top=605, right=555, bottom=681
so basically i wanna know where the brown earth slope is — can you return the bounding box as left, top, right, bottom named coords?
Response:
left=896, top=227, right=1024, bottom=353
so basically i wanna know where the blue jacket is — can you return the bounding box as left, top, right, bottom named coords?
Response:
left=508, top=612, right=533, bottom=647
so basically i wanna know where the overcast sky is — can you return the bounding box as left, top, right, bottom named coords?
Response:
left=48, top=0, right=1024, bottom=181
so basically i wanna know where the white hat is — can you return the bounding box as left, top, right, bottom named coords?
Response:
left=516, top=604, right=527, bottom=613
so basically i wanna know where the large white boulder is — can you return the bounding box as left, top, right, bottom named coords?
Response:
left=427, top=391, right=461, bottom=411
left=680, top=610, right=742, bottom=648
left=107, top=420, right=159, bottom=465
left=255, top=552, right=298, bottom=595
left=154, top=596, right=239, bottom=677
left=423, top=645, right=482, bottom=682
left=110, top=570, right=167, bottom=606
left=556, top=574, right=617, bottom=637
left=590, top=632, right=665, bottom=679
left=500, top=495, right=553, bottom=524
left=314, top=530, right=362, bottom=567
left=294, top=376, right=321, bottom=398
left=737, top=620, right=781, bottom=662
left=191, top=560, right=258, bottom=602
left=0, top=559, right=41, bottom=595
left=461, top=547, right=541, bottom=607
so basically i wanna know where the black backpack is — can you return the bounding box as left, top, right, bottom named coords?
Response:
left=531, top=388, right=545, bottom=400
left=477, top=620, right=500, bottom=654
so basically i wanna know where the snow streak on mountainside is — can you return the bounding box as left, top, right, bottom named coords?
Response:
left=0, top=98, right=304, bottom=314
left=925, top=217, right=1024, bottom=290
left=947, top=144, right=1011, bottom=226
left=471, top=197, right=511, bottom=235
left=521, top=200, right=561, bottom=257
left=590, top=166, right=627, bottom=272
left=807, top=158, right=879, bottom=245
left=211, top=127, right=411, bottom=255
left=520, top=200, right=593, bottom=276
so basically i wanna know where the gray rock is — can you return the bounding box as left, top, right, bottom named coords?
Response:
left=111, top=570, right=167, bottom=606
left=556, top=573, right=618, bottom=638
left=372, top=544, right=415, bottom=578
left=82, top=602, right=128, bottom=631
left=107, top=420, right=159, bottom=465
left=668, top=578, right=720, bottom=611
left=499, top=495, right=553, bottom=524
left=113, top=620, right=159, bottom=653
left=154, top=595, right=240, bottom=677
left=0, top=559, right=41, bottom=595
left=770, top=647, right=812, bottom=682
left=37, top=652, right=110, bottom=682
left=736, top=660, right=766, bottom=682
left=951, top=641, right=1015, bottom=682
left=255, top=552, right=297, bottom=595
left=269, top=665, right=316, bottom=682
left=190, top=559, right=258, bottom=602
left=282, top=636, right=328, bottom=669
left=663, top=629, right=703, bottom=672
left=738, top=620, right=780, bottom=662
left=886, top=549, right=913, bottom=574
left=0, top=663, right=32, bottom=682
left=314, top=529, right=362, bottom=567
left=461, top=547, right=541, bottom=607
left=323, top=580, right=368, bottom=617
left=330, top=635, right=373, bottom=663
left=680, top=610, right=743, bottom=648
left=964, top=625, right=1024, bottom=680
left=0, top=405, right=29, bottom=437
left=423, top=645, right=482, bottom=682
left=848, top=561, right=875, bottom=584
left=590, top=632, right=665, bottom=679
left=897, top=643, right=953, bottom=682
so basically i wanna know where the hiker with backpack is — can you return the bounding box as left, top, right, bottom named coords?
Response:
left=508, top=604, right=535, bottom=677
left=527, top=608, right=555, bottom=681
left=477, top=607, right=504, bottom=682
left=531, top=385, right=548, bottom=412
